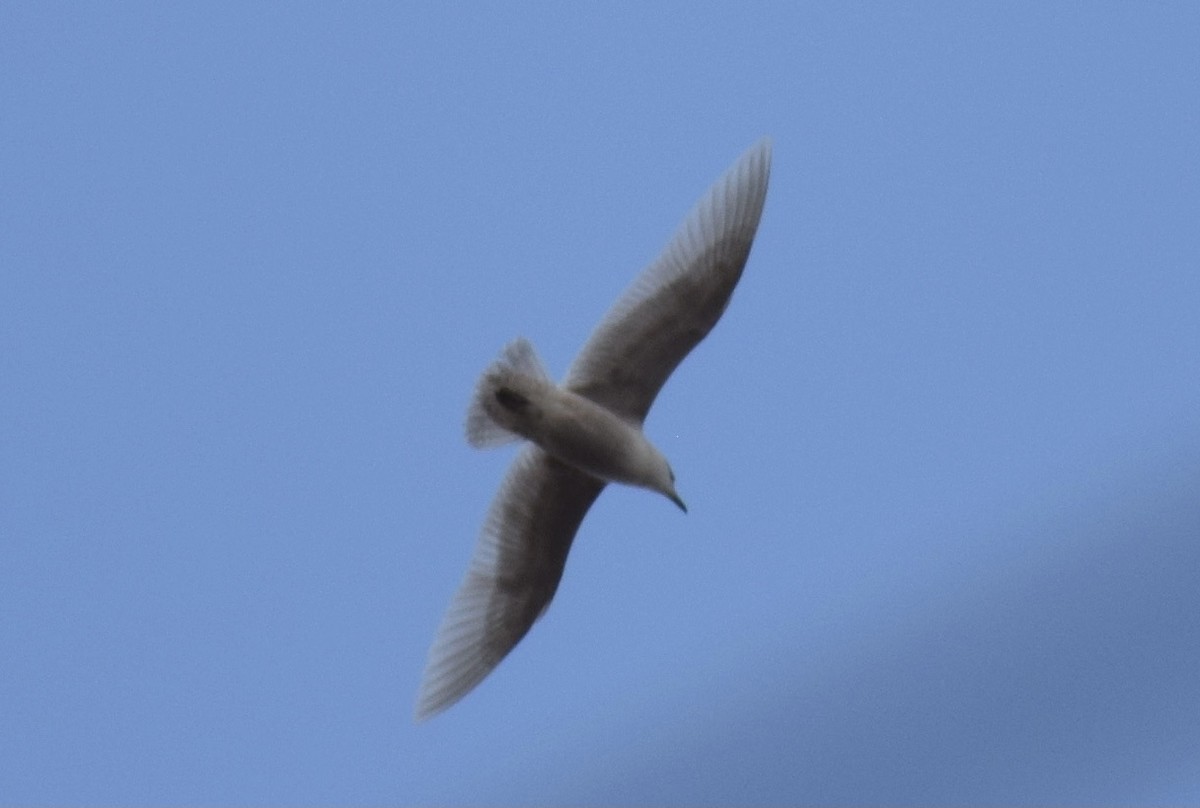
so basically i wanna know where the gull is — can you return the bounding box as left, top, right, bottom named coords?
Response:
left=416, top=138, right=772, bottom=719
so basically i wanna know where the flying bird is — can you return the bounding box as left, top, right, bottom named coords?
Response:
left=416, top=139, right=772, bottom=719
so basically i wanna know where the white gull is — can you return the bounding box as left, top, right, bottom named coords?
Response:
left=417, top=139, right=772, bottom=719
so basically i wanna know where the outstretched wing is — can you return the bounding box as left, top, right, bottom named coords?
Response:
left=565, top=138, right=772, bottom=422
left=415, top=446, right=605, bottom=719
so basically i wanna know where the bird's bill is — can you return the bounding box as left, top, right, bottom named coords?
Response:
left=668, top=490, right=687, bottom=513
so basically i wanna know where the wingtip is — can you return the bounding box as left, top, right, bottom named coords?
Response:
left=716, top=137, right=772, bottom=199
left=413, top=698, right=438, bottom=723
left=745, top=136, right=773, bottom=176
left=413, top=672, right=469, bottom=722
left=739, top=135, right=772, bottom=165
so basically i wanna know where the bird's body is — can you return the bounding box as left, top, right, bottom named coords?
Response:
left=416, top=139, right=772, bottom=719
left=467, top=338, right=682, bottom=505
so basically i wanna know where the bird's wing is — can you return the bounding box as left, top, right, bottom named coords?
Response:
left=416, top=445, right=605, bottom=719
left=564, top=138, right=772, bottom=422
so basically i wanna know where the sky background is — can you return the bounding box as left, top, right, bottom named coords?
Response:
left=3, top=2, right=1200, bottom=805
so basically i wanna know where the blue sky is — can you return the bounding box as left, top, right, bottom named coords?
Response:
left=3, top=2, right=1199, bottom=804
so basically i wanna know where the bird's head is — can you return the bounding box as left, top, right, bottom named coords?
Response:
left=642, top=446, right=686, bottom=513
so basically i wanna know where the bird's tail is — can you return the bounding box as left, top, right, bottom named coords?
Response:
left=465, top=337, right=553, bottom=448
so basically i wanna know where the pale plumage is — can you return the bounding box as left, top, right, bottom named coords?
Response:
left=416, top=139, right=772, bottom=719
